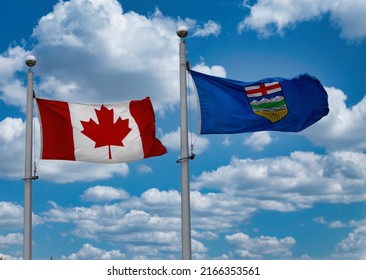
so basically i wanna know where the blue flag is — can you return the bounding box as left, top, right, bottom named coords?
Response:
left=190, top=70, right=329, bottom=134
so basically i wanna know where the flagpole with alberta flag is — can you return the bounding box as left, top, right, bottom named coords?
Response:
left=177, top=26, right=192, bottom=260
left=23, top=54, right=37, bottom=260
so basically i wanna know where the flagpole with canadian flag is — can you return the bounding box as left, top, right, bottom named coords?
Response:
left=177, top=26, right=192, bottom=260
left=23, top=54, right=37, bottom=260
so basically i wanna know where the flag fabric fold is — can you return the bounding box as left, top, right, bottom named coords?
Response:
left=190, top=70, right=329, bottom=134
left=36, top=97, right=167, bottom=163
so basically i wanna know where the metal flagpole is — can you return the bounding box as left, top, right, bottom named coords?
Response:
left=177, top=26, right=192, bottom=260
left=23, top=55, right=36, bottom=260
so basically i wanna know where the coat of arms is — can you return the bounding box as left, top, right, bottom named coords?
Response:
left=245, top=81, right=288, bottom=123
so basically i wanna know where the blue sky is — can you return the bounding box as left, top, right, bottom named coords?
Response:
left=1, top=0, right=366, bottom=260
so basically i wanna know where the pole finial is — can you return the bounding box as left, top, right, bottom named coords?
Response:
left=25, top=55, right=37, bottom=68
left=176, top=26, right=188, bottom=38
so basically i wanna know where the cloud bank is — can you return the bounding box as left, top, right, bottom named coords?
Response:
left=239, top=0, right=366, bottom=40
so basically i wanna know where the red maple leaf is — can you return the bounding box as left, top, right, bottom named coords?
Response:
left=80, top=105, right=132, bottom=160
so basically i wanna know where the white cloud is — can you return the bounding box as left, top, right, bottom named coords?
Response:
left=303, top=87, right=366, bottom=152
left=222, top=136, right=232, bottom=146
left=42, top=200, right=181, bottom=240
left=62, top=243, right=125, bottom=260
left=329, top=0, right=366, bottom=40
left=141, top=188, right=181, bottom=207
left=43, top=201, right=127, bottom=225
left=313, top=216, right=327, bottom=225
left=226, top=232, right=296, bottom=259
left=136, top=164, right=153, bottom=174
left=30, top=1, right=180, bottom=112
left=192, top=239, right=208, bottom=259
left=243, top=131, right=272, bottom=151
left=0, top=202, right=24, bottom=229
left=329, top=221, right=347, bottom=228
left=178, top=18, right=221, bottom=38
left=38, top=187, right=257, bottom=259
left=314, top=217, right=366, bottom=229
left=38, top=161, right=129, bottom=184
left=192, top=20, right=221, bottom=37
left=0, top=47, right=29, bottom=109
left=192, top=151, right=366, bottom=211
left=192, top=62, right=227, bottom=78
left=9, top=179, right=366, bottom=259
left=0, top=233, right=23, bottom=248
left=190, top=191, right=256, bottom=230
left=239, top=0, right=331, bottom=37
left=38, top=76, right=80, bottom=102
left=333, top=225, right=366, bottom=259
left=55, top=204, right=182, bottom=258
left=81, top=186, right=129, bottom=202
left=161, top=127, right=210, bottom=155
left=125, top=244, right=160, bottom=259
left=0, top=118, right=25, bottom=179
left=140, top=188, right=256, bottom=231
left=314, top=217, right=366, bottom=259
left=192, top=230, right=218, bottom=240
left=239, top=0, right=366, bottom=40
left=0, top=201, right=42, bottom=229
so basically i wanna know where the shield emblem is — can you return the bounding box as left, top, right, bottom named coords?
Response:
left=245, top=81, right=288, bottom=123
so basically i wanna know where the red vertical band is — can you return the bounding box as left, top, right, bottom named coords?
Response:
left=129, top=97, right=167, bottom=158
left=36, top=98, right=76, bottom=160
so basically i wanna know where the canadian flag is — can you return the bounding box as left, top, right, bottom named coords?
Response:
left=36, top=97, right=167, bottom=163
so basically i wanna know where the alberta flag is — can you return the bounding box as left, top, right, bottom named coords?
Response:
left=190, top=70, right=329, bottom=134
left=36, top=97, right=167, bottom=163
